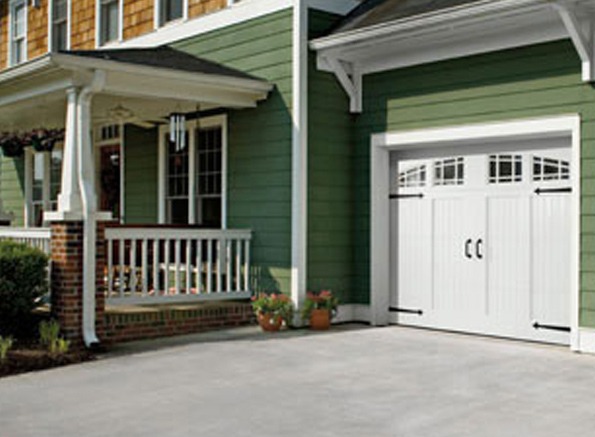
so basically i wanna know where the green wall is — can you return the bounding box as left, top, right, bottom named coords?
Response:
left=0, top=155, right=25, bottom=226
left=353, top=40, right=595, bottom=328
left=124, top=125, right=159, bottom=224
left=307, top=10, right=354, bottom=303
left=171, top=9, right=294, bottom=294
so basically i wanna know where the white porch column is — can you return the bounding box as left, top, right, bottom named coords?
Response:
left=57, top=87, right=83, bottom=214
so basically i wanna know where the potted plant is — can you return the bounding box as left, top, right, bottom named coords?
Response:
left=251, top=293, right=294, bottom=332
left=301, top=290, right=339, bottom=330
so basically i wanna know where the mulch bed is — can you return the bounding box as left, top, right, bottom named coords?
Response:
left=0, top=348, right=95, bottom=378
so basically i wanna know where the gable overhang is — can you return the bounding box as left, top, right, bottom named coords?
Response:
left=0, top=52, right=272, bottom=129
left=311, top=0, right=595, bottom=113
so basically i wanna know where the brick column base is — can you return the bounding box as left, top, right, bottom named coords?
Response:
left=50, top=220, right=108, bottom=348
left=50, top=221, right=84, bottom=347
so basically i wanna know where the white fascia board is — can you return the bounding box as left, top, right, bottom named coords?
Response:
left=372, top=115, right=580, bottom=149
left=311, top=0, right=545, bottom=50
left=53, top=53, right=272, bottom=94
left=357, top=14, right=567, bottom=75
left=0, top=54, right=55, bottom=83
left=115, top=0, right=356, bottom=49
left=117, top=0, right=293, bottom=48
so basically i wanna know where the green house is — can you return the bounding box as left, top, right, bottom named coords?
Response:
left=0, top=0, right=594, bottom=351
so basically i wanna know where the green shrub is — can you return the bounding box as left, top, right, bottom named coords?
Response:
left=0, top=240, right=48, bottom=338
left=0, top=336, right=13, bottom=362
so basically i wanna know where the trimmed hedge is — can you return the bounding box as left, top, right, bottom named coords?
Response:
left=0, top=240, right=48, bottom=337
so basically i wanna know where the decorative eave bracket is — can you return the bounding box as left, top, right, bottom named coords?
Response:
left=553, top=1, right=595, bottom=82
left=320, top=56, right=362, bottom=113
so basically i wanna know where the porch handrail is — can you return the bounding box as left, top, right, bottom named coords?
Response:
left=104, top=227, right=252, bottom=305
left=0, top=227, right=52, bottom=254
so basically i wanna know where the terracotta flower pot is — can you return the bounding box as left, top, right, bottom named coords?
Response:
left=309, top=309, right=331, bottom=330
left=257, top=312, right=283, bottom=332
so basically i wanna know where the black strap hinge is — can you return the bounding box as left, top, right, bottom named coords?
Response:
left=389, top=307, right=423, bottom=316
left=534, top=187, right=572, bottom=195
left=389, top=193, right=424, bottom=200
left=533, top=322, right=571, bottom=333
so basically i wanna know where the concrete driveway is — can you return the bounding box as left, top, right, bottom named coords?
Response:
left=1, top=325, right=595, bottom=437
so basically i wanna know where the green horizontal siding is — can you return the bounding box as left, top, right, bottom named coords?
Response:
left=307, top=10, right=354, bottom=303
left=124, top=125, right=159, bottom=224
left=0, top=155, right=25, bottom=226
left=172, top=9, right=293, bottom=294
left=354, top=40, right=595, bottom=329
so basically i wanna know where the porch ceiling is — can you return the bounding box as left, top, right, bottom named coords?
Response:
left=0, top=48, right=272, bottom=131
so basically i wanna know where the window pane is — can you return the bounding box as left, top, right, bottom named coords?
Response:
left=14, top=4, right=25, bottom=37
left=161, top=0, right=183, bottom=24
left=195, top=126, right=222, bottom=227
left=165, top=133, right=189, bottom=224
left=53, top=0, right=67, bottom=20
left=101, top=0, right=119, bottom=44
left=50, top=148, right=63, bottom=201
left=52, top=22, right=67, bottom=51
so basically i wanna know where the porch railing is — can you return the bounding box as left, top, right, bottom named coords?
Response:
left=0, top=227, right=52, bottom=254
left=104, top=227, right=252, bottom=305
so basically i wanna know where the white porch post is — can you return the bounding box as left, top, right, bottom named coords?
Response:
left=57, top=87, right=82, bottom=214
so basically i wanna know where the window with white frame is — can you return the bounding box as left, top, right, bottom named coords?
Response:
left=157, top=0, right=184, bottom=26
left=27, top=148, right=63, bottom=227
left=160, top=116, right=226, bottom=228
left=98, top=0, right=120, bottom=45
left=50, top=0, right=68, bottom=51
left=196, top=126, right=223, bottom=227
left=10, top=0, right=27, bottom=66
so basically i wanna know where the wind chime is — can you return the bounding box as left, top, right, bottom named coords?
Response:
left=169, top=112, right=186, bottom=152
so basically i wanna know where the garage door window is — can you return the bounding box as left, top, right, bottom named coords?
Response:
left=489, top=154, right=522, bottom=184
left=434, top=157, right=464, bottom=186
left=533, top=156, right=569, bottom=181
left=398, top=164, right=426, bottom=188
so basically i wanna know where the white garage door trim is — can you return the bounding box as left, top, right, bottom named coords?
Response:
left=370, top=115, right=581, bottom=351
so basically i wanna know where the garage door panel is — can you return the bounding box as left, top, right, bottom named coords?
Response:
left=532, top=194, right=571, bottom=327
left=433, top=197, right=486, bottom=316
left=392, top=199, right=433, bottom=313
left=487, top=196, right=531, bottom=326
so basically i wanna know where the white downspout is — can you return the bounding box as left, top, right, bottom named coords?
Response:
left=77, top=70, right=106, bottom=348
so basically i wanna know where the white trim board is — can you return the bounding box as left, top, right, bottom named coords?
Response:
left=333, top=304, right=371, bottom=324
left=577, top=328, right=595, bottom=354
left=116, top=0, right=358, bottom=49
left=157, top=114, right=228, bottom=228
left=370, top=115, right=582, bottom=352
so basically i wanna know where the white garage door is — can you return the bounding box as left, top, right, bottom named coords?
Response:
left=390, top=140, right=572, bottom=344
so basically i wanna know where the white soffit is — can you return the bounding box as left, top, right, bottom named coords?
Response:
left=312, top=0, right=595, bottom=113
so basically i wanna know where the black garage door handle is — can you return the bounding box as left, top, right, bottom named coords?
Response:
left=465, top=239, right=473, bottom=259
left=476, top=239, right=483, bottom=259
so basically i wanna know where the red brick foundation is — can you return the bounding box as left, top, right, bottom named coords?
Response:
left=103, top=301, right=254, bottom=344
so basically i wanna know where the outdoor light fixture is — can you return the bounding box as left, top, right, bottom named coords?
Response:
left=169, top=113, right=186, bottom=152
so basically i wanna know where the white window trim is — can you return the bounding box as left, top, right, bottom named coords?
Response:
left=158, top=114, right=228, bottom=228
left=8, top=0, right=27, bottom=67
left=154, top=0, right=189, bottom=30
left=93, top=123, right=125, bottom=223
left=47, top=0, right=71, bottom=52
left=95, top=0, right=123, bottom=48
left=370, top=114, right=581, bottom=352
left=24, top=148, right=58, bottom=228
